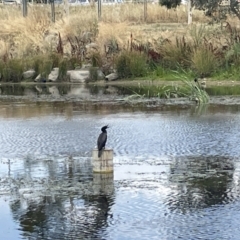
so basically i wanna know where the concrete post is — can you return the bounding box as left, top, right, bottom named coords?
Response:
left=22, top=0, right=27, bottom=17
left=50, top=0, right=55, bottom=23
left=64, top=0, right=69, bottom=19
left=98, top=0, right=101, bottom=21
left=188, top=0, right=192, bottom=25
left=92, top=149, right=113, bottom=173
left=144, top=0, right=147, bottom=22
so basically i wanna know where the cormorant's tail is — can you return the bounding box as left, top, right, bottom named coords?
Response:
left=98, top=149, right=103, bottom=158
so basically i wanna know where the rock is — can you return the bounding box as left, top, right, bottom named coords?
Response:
left=67, top=70, right=90, bottom=83
left=23, top=69, right=36, bottom=79
left=105, top=72, right=119, bottom=81
left=34, top=74, right=41, bottom=82
left=48, top=68, right=59, bottom=82
left=97, top=69, right=105, bottom=80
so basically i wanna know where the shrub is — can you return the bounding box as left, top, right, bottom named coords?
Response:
left=162, top=37, right=193, bottom=69
left=68, top=57, right=81, bottom=70
left=116, top=52, right=131, bottom=78
left=225, top=42, right=240, bottom=66
left=89, top=67, right=99, bottom=82
left=39, top=58, right=53, bottom=79
left=58, top=58, right=69, bottom=80
left=129, top=52, right=148, bottom=77
left=90, top=52, right=102, bottom=67
left=191, top=47, right=219, bottom=77
left=116, top=51, right=147, bottom=78
left=1, top=59, right=24, bottom=82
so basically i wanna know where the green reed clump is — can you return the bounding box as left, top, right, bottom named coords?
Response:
left=191, top=47, right=220, bottom=77
left=116, top=52, right=131, bottom=78
left=50, top=53, right=62, bottom=68
left=116, top=51, right=147, bottom=78
left=161, top=36, right=193, bottom=70
left=90, top=52, right=102, bottom=67
left=89, top=67, right=99, bottom=82
left=25, top=55, right=53, bottom=78
left=225, top=42, right=240, bottom=66
left=39, top=58, right=53, bottom=79
left=0, top=59, right=24, bottom=82
left=58, top=58, right=69, bottom=81
left=0, top=53, right=82, bottom=82
left=68, top=57, right=81, bottom=70
left=182, top=78, right=209, bottom=104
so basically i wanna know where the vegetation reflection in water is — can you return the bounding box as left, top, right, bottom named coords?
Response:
left=0, top=154, right=238, bottom=239
left=0, top=83, right=240, bottom=98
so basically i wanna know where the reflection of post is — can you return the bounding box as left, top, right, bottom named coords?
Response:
left=93, top=173, right=114, bottom=195
left=92, top=149, right=113, bottom=173
left=8, top=159, right=11, bottom=176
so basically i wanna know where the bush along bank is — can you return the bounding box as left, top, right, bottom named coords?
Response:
left=1, top=22, right=240, bottom=83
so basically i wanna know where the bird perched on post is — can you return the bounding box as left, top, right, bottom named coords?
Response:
left=97, top=125, right=109, bottom=158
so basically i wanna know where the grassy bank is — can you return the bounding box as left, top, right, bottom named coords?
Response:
left=0, top=4, right=240, bottom=82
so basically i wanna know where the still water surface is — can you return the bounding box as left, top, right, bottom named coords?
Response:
left=0, top=84, right=240, bottom=239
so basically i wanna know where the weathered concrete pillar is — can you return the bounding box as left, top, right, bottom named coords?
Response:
left=92, top=149, right=113, bottom=173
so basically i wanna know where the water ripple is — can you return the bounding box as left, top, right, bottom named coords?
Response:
left=0, top=103, right=240, bottom=239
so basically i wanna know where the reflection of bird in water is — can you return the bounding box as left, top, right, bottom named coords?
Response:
left=97, top=125, right=109, bottom=158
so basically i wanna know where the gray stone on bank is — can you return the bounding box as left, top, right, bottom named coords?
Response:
left=105, top=72, right=119, bottom=81
left=67, top=69, right=90, bottom=83
left=23, top=69, right=36, bottom=79
left=48, top=68, right=59, bottom=82
left=97, top=69, right=105, bottom=80
left=34, top=74, right=41, bottom=82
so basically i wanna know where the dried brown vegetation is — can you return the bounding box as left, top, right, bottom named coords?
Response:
left=1, top=4, right=240, bottom=81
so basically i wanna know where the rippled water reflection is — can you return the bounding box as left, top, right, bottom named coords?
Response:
left=0, top=98, right=240, bottom=239
left=1, top=82, right=240, bottom=98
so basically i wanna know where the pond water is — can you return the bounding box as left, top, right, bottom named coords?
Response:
left=1, top=82, right=240, bottom=98
left=0, top=84, right=240, bottom=239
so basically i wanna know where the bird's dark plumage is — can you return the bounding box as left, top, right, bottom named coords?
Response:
left=97, top=125, right=109, bottom=158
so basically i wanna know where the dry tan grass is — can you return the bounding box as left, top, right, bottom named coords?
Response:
left=0, top=3, right=237, bottom=60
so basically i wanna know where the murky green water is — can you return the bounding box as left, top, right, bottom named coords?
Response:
left=1, top=82, right=240, bottom=98
left=0, top=84, right=240, bottom=239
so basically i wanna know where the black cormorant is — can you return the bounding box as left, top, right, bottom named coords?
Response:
left=97, top=125, right=109, bottom=158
